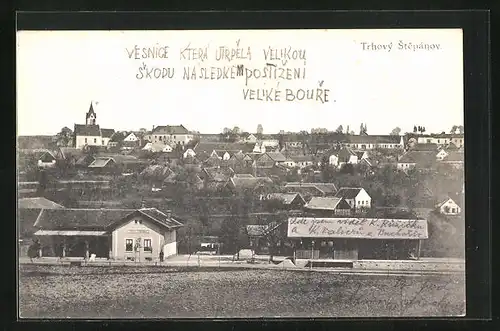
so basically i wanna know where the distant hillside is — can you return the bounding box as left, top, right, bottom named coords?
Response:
left=17, top=135, right=56, bottom=149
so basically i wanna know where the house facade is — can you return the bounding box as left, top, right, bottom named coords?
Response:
left=436, top=198, right=461, bottom=215
left=335, top=187, right=372, bottom=210
left=146, top=125, right=194, bottom=146
left=345, top=135, right=404, bottom=150
left=33, top=208, right=183, bottom=260
left=415, top=134, right=464, bottom=147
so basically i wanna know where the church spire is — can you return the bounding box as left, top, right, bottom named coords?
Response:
left=86, top=101, right=97, bottom=125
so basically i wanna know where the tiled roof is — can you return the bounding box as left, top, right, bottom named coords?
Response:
left=75, top=155, right=96, bottom=166
left=264, top=152, right=287, bottom=162
left=411, top=143, right=439, bottom=151
left=151, top=125, right=190, bottom=135
left=34, top=208, right=183, bottom=231
left=98, top=154, right=141, bottom=164
left=18, top=197, right=64, bottom=209
left=268, top=193, right=305, bottom=205
left=306, top=197, right=345, bottom=210
left=109, top=132, right=127, bottom=143
left=74, top=124, right=101, bottom=137
left=140, top=165, right=172, bottom=177
left=100, top=128, right=115, bottom=138
left=203, top=167, right=234, bottom=182
left=442, top=151, right=464, bottom=162
left=348, top=135, right=401, bottom=144
left=398, top=151, right=436, bottom=165
left=233, top=173, right=254, bottom=178
left=138, top=208, right=184, bottom=228
left=88, top=157, right=113, bottom=168
left=335, top=187, right=363, bottom=199
left=289, top=154, right=314, bottom=162
left=229, top=176, right=273, bottom=189
left=194, top=142, right=255, bottom=155
left=285, top=182, right=338, bottom=195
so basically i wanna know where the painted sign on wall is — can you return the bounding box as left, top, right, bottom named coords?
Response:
left=288, top=217, right=428, bottom=239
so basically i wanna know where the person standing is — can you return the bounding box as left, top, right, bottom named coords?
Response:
left=159, top=249, right=164, bottom=262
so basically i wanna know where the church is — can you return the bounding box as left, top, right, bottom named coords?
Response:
left=73, top=102, right=116, bottom=149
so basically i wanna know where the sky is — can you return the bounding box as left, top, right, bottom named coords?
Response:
left=16, top=29, right=464, bottom=136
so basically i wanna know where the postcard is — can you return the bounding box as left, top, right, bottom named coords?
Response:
left=17, top=28, right=465, bottom=318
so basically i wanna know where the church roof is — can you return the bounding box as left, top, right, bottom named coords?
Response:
left=74, top=124, right=101, bottom=136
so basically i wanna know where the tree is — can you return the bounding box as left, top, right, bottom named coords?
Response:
left=413, top=125, right=418, bottom=133
left=450, top=125, right=458, bottom=134
left=346, top=125, right=350, bottom=134
left=390, top=127, right=401, bottom=136
left=56, top=127, right=73, bottom=147
left=335, top=125, right=344, bottom=134
left=278, top=134, right=285, bottom=151
left=359, top=123, right=367, bottom=135
left=458, top=125, right=464, bottom=134
left=257, top=124, right=263, bottom=135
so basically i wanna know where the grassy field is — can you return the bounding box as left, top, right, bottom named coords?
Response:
left=19, top=265, right=465, bottom=318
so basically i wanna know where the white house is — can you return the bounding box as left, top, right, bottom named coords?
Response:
left=123, top=132, right=139, bottom=143
left=142, top=142, right=173, bottom=153
left=328, top=154, right=339, bottom=166
left=183, top=148, right=196, bottom=159
left=244, top=134, right=258, bottom=144
left=334, top=187, right=372, bottom=209
left=416, top=134, right=464, bottom=147
left=346, top=135, right=404, bottom=150
left=436, top=197, right=461, bottom=215
left=146, top=125, right=194, bottom=146
left=436, top=148, right=449, bottom=161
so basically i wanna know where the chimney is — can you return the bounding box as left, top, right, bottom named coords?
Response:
left=166, top=210, right=172, bottom=219
left=152, top=125, right=155, bottom=132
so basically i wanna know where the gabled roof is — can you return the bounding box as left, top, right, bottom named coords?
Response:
left=263, top=152, right=287, bottom=162
left=284, top=182, right=338, bottom=195
left=335, top=187, right=364, bottom=200
left=34, top=208, right=183, bottom=231
left=109, top=131, right=127, bottom=143
left=18, top=197, right=64, bottom=209
left=268, top=193, right=305, bottom=205
left=74, top=124, right=101, bottom=137
left=100, top=128, right=116, bottom=138
left=151, top=125, right=190, bottom=135
left=203, top=167, right=234, bottom=182
left=88, top=157, right=114, bottom=168
left=305, top=197, right=347, bottom=210
left=398, top=151, right=436, bottom=166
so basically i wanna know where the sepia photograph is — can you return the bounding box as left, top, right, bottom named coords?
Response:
left=17, top=28, right=466, bottom=318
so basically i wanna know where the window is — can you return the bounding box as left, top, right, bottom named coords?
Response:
left=85, top=138, right=87, bottom=144
left=144, top=239, right=152, bottom=252
left=125, top=239, right=133, bottom=252
left=94, top=138, right=97, bottom=143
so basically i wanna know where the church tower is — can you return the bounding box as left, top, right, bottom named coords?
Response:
left=85, top=102, right=97, bottom=125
